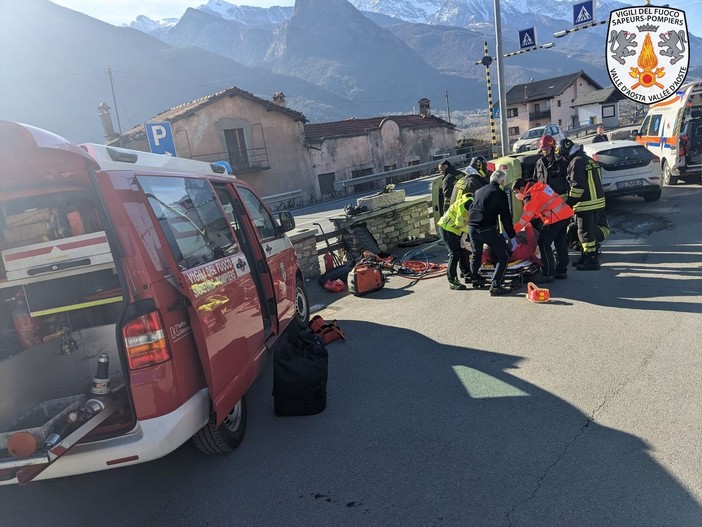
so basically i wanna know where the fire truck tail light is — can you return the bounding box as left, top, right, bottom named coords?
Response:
left=122, top=311, right=171, bottom=370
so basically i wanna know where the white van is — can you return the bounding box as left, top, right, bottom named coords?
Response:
left=633, top=81, right=702, bottom=185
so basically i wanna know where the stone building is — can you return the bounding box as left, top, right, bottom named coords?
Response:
left=110, top=87, right=315, bottom=201
left=505, top=71, right=603, bottom=144
left=304, top=101, right=458, bottom=198
left=111, top=92, right=458, bottom=203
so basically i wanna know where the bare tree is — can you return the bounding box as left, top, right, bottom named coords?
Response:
left=618, top=100, right=648, bottom=126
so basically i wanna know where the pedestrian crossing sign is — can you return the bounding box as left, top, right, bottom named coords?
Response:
left=573, top=0, right=594, bottom=26
left=519, top=27, right=536, bottom=49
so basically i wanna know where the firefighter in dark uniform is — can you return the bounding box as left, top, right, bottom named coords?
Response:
left=468, top=170, right=516, bottom=295
left=534, top=135, right=569, bottom=199
left=470, top=155, right=490, bottom=179
left=557, top=138, right=606, bottom=271
left=438, top=160, right=462, bottom=215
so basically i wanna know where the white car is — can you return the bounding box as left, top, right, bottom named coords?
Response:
left=512, top=124, right=566, bottom=153
left=583, top=140, right=662, bottom=201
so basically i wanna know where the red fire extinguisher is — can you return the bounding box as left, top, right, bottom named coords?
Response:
left=323, top=252, right=335, bottom=273
left=12, top=297, right=43, bottom=350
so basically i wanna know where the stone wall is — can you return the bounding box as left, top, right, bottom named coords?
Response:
left=330, top=197, right=433, bottom=257
left=288, top=229, right=320, bottom=279
left=288, top=197, right=435, bottom=280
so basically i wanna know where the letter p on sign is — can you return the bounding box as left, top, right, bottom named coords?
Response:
left=145, top=121, right=177, bottom=156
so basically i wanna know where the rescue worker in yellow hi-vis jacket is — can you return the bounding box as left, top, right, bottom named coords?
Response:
left=438, top=192, right=473, bottom=290
left=556, top=138, right=606, bottom=271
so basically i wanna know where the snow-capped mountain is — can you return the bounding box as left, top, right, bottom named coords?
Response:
left=129, top=15, right=179, bottom=33
left=195, top=0, right=292, bottom=25
left=351, top=0, right=442, bottom=23
left=350, top=0, right=629, bottom=27
left=129, top=0, right=700, bottom=37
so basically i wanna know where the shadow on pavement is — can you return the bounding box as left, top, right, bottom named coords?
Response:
left=557, top=199, right=702, bottom=313
left=2, top=323, right=699, bottom=527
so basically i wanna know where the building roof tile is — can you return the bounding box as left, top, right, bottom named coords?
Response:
left=114, top=86, right=307, bottom=143
left=304, top=114, right=455, bottom=142
left=506, top=71, right=603, bottom=105
left=571, top=86, right=625, bottom=107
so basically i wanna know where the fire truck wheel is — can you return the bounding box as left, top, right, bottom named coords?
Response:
left=193, top=396, right=247, bottom=454
left=293, top=275, right=310, bottom=330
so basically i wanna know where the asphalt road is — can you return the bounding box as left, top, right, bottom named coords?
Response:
left=2, top=182, right=701, bottom=527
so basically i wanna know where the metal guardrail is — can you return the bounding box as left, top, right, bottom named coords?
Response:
left=333, top=154, right=467, bottom=192
left=263, top=189, right=303, bottom=206
left=567, top=123, right=600, bottom=139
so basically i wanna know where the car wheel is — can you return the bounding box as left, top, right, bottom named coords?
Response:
left=662, top=161, right=678, bottom=185
left=643, top=187, right=662, bottom=202
left=293, top=275, right=310, bottom=330
left=193, top=396, right=247, bottom=454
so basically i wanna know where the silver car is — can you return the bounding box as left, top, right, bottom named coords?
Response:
left=512, top=124, right=566, bottom=154
left=583, top=140, right=662, bottom=202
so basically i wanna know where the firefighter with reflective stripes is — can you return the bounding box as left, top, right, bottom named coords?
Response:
left=449, top=166, right=487, bottom=282
left=511, top=178, right=574, bottom=281
left=557, top=138, right=606, bottom=271
left=438, top=192, right=474, bottom=290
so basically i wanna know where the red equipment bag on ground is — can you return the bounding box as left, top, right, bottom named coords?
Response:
left=323, top=279, right=346, bottom=292
left=309, top=315, right=346, bottom=344
left=347, top=263, right=384, bottom=296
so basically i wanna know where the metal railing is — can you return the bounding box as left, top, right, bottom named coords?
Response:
left=333, top=154, right=467, bottom=192
left=529, top=109, right=552, bottom=121
left=191, top=149, right=270, bottom=173
left=566, top=122, right=599, bottom=139
left=263, top=189, right=303, bottom=211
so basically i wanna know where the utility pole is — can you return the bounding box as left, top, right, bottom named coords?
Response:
left=478, top=42, right=498, bottom=158
left=493, top=0, right=509, bottom=156
left=445, top=90, right=451, bottom=124
left=107, top=66, right=124, bottom=147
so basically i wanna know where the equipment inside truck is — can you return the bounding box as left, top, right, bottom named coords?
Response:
left=0, top=131, right=133, bottom=484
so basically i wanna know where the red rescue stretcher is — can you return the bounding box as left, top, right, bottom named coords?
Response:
left=478, top=223, right=542, bottom=290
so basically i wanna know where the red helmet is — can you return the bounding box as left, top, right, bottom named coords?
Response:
left=538, top=135, right=556, bottom=149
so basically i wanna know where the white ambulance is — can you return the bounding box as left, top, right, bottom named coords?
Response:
left=633, top=81, right=702, bottom=185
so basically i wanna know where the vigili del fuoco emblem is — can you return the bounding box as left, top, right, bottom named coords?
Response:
left=606, top=5, right=689, bottom=103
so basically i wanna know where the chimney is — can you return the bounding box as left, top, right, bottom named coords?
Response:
left=273, top=91, right=286, bottom=107
left=97, top=102, right=120, bottom=143
left=418, top=98, right=431, bottom=118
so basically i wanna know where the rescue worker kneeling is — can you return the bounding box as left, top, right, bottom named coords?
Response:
left=512, top=178, right=574, bottom=282
left=468, top=170, right=516, bottom=296
left=438, top=191, right=473, bottom=290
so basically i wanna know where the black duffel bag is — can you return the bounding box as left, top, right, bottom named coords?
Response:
left=273, top=330, right=328, bottom=416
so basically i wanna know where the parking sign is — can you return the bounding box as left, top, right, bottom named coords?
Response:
left=145, top=121, right=176, bottom=156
